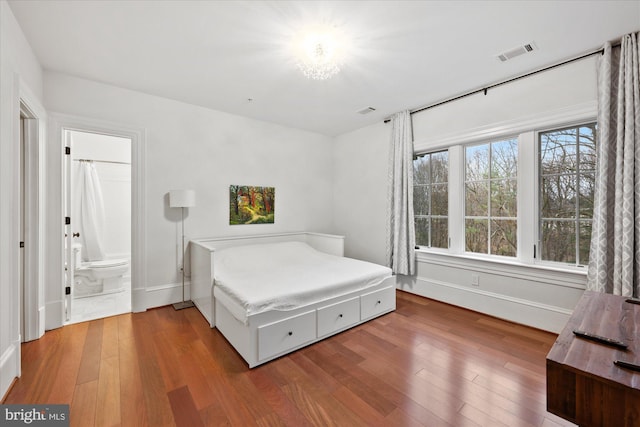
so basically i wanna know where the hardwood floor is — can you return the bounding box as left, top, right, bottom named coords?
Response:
left=3, top=290, right=576, bottom=427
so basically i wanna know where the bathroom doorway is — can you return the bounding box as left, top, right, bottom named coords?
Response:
left=64, top=129, right=132, bottom=324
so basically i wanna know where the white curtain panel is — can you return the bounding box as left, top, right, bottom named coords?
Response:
left=77, top=160, right=106, bottom=262
left=587, top=32, right=640, bottom=297
left=386, top=110, right=416, bottom=275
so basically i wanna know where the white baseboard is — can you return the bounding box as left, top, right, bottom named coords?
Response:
left=45, top=299, right=64, bottom=331
left=136, top=281, right=192, bottom=311
left=397, top=277, right=573, bottom=333
left=0, top=342, right=19, bottom=401
left=43, top=283, right=191, bottom=320
left=38, top=306, right=45, bottom=338
left=131, top=287, right=146, bottom=313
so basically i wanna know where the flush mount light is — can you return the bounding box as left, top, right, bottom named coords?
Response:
left=293, top=26, right=346, bottom=80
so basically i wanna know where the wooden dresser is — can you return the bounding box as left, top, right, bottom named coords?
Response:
left=547, top=290, right=640, bottom=426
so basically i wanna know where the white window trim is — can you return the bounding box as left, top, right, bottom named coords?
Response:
left=518, top=131, right=536, bottom=262
left=414, top=101, right=597, bottom=276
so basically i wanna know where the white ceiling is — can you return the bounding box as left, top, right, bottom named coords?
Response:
left=8, top=0, right=640, bottom=137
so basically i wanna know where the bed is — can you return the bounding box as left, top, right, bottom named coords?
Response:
left=190, top=232, right=396, bottom=367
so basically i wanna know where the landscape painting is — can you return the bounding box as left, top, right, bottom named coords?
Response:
left=230, top=185, right=275, bottom=225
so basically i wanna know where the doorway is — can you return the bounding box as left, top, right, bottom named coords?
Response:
left=19, top=97, right=45, bottom=343
left=19, top=114, right=25, bottom=340
left=64, top=129, right=133, bottom=324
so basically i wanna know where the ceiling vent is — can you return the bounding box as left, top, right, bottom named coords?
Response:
left=497, top=42, right=536, bottom=62
left=356, top=106, right=376, bottom=115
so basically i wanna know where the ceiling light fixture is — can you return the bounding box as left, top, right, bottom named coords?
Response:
left=294, top=28, right=344, bottom=80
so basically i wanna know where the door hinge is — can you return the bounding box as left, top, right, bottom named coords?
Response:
left=19, top=241, right=24, bottom=248
left=65, top=216, right=71, bottom=225
left=65, top=286, right=71, bottom=295
left=533, top=244, right=537, bottom=259
left=65, top=146, right=71, bottom=155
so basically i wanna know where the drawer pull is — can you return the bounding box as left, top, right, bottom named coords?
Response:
left=338, top=314, right=343, bottom=318
left=288, top=331, right=293, bottom=336
left=376, top=300, right=381, bottom=305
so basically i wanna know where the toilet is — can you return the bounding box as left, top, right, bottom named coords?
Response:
left=72, top=243, right=129, bottom=297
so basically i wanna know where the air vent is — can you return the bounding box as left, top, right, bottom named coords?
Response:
left=356, top=106, right=376, bottom=115
left=497, top=42, right=537, bottom=62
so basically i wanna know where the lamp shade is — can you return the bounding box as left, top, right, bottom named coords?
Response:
left=169, top=189, right=196, bottom=208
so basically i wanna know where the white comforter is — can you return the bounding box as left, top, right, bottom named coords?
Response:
left=212, top=241, right=392, bottom=324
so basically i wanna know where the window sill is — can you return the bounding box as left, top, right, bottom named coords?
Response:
left=415, top=248, right=587, bottom=289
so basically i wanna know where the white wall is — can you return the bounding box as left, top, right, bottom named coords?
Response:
left=333, top=121, right=391, bottom=266
left=333, top=56, right=598, bottom=333
left=44, top=71, right=335, bottom=323
left=412, top=56, right=598, bottom=149
left=0, top=0, right=44, bottom=400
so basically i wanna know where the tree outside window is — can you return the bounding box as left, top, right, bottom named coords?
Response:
left=539, top=124, right=596, bottom=265
left=465, top=139, right=518, bottom=256
left=414, top=150, right=448, bottom=248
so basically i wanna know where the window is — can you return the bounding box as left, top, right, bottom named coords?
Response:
left=464, top=138, right=518, bottom=256
left=539, top=123, right=596, bottom=266
left=413, top=118, right=596, bottom=272
left=413, top=150, right=448, bottom=248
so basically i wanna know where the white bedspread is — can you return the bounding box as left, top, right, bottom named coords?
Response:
left=212, top=241, right=392, bottom=324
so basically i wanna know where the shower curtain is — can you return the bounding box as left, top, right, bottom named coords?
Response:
left=76, top=160, right=106, bottom=261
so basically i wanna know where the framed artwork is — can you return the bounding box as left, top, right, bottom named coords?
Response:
left=229, top=185, right=275, bottom=225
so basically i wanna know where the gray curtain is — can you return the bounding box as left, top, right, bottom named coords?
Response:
left=386, top=110, right=415, bottom=275
left=587, top=32, right=640, bottom=297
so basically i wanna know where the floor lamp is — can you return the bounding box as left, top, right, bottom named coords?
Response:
left=170, top=189, right=196, bottom=310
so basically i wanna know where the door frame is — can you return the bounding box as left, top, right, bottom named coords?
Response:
left=19, top=82, right=46, bottom=342
left=47, top=113, right=146, bottom=329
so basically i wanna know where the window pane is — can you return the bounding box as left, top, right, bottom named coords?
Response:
left=541, top=132, right=578, bottom=175
left=431, top=151, right=448, bottom=183
left=414, top=185, right=430, bottom=215
left=432, top=183, right=448, bottom=216
left=491, top=139, right=518, bottom=178
left=413, top=155, right=430, bottom=185
left=579, top=125, right=596, bottom=172
left=415, top=217, right=429, bottom=247
left=431, top=218, right=448, bottom=249
left=466, top=144, right=489, bottom=181
left=465, top=139, right=518, bottom=257
left=578, top=220, right=592, bottom=265
left=490, top=179, right=517, bottom=217
left=465, top=182, right=488, bottom=216
left=578, top=172, right=595, bottom=218
left=539, top=123, right=596, bottom=266
left=541, top=175, right=576, bottom=218
left=541, top=220, right=576, bottom=263
left=465, top=219, right=488, bottom=254
left=490, top=219, right=517, bottom=256
left=413, top=150, right=448, bottom=249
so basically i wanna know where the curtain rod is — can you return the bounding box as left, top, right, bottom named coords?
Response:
left=384, top=43, right=618, bottom=123
left=73, top=158, right=130, bottom=165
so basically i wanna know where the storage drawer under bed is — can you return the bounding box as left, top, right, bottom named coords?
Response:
left=360, top=286, right=395, bottom=320
left=316, top=296, right=360, bottom=338
left=257, top=310, right=316, bottom=361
